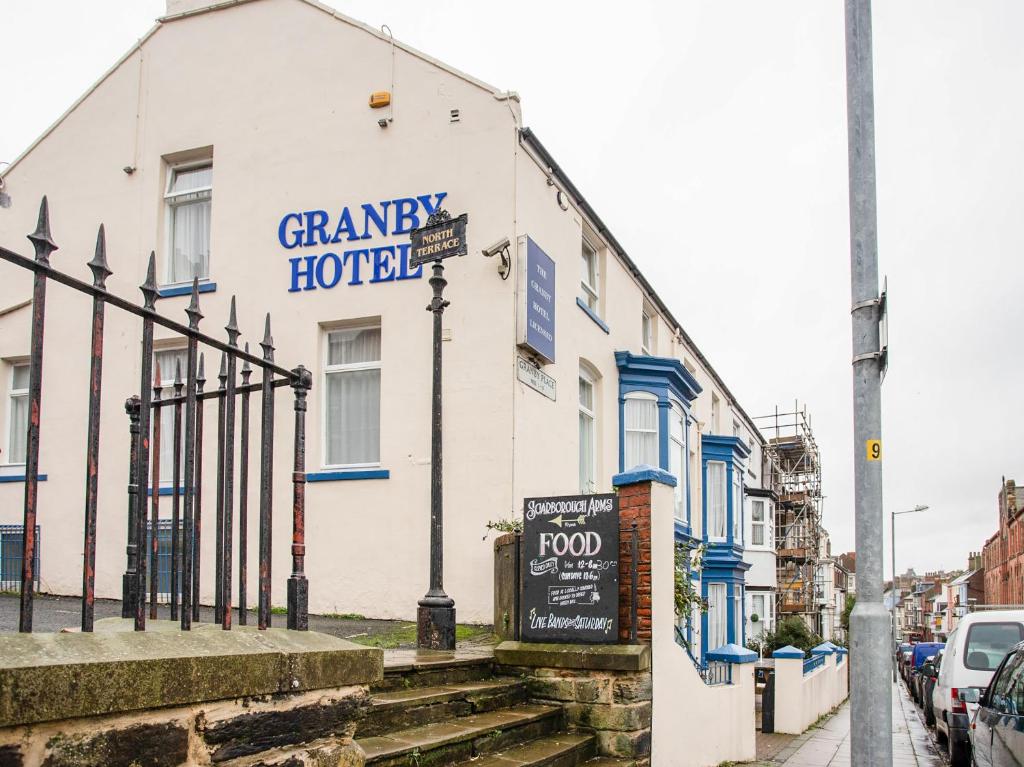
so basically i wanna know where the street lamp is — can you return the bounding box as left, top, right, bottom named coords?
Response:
left=891, top=504, right=929, bottom=681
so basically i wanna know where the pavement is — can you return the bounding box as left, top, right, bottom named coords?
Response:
left=0, top=593, right=492, bottom=649
left=750, top=679, right=945, bottom=766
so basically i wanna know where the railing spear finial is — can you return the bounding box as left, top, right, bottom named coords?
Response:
left=87, top=224, right=112, bottom=289
left=140, top=252, right=158, bottom=310
left=28, top=196, right=58, bottom=264
left=186, top=277, right=203, bottom=330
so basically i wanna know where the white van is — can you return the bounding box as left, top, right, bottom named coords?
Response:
left=932, top=610, right=1024, bottom=767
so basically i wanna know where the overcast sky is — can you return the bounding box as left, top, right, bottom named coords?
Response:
left=3, top=1, right=1022, bottom=579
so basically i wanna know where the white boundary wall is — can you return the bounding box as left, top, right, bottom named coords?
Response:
left=772, top=650, right=849, bottom=735
left=648, top=479, right=756, bottom=766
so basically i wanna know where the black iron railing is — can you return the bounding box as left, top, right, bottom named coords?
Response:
left=0, top=198, right=311, bottom=633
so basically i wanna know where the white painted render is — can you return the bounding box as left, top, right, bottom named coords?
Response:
left=0, top=0, right=767, bottom=623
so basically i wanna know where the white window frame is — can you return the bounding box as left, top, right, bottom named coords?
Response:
left=164, top=160, right=213, bottom=286
left=580, top=237, right=599, bottom=312
left=669, top=401, right=686, bottom=521
left=4, top=362, right=29, bottom=466
left=321, top=323, right=382, bottom=470
left=641, top=308, right=652, bottom=355
left=578, top=367, right=597, bottom=494
left=733, top=473, right=743, bottom=542
left=706, top=460, right=727, bottom=541
left=153, top=348, right=188, bottom=485
left=623, top=392, right=659, bottom=470
left=751, top=499, right=766, bottom=547
left=708, top=582, right=727, bottom=651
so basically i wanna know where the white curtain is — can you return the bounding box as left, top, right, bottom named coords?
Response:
left=708, top=461, right=726, bottom=538
left=326, top=370, right=380, bottom=464
left=170, top=199, right=211, bottom=284
left=708, top=583, right=727, bottom=651
left=734, top=590, right=743, bottom=644
left=624, top=397, right=658, bottom=469
left=326, top=328, right=381, bottom=465
left=733, top=474, right=743, bottom=540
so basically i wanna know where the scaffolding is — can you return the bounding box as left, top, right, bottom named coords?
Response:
left=754, top=403, right=824, bottom=634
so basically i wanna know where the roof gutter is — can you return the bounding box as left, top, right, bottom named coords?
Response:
left=519, top=127, right=763, bottom=444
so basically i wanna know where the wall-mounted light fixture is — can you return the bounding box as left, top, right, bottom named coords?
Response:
left=482, top=236, right=511, bottom=280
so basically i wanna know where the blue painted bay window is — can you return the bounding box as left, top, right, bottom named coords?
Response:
left=700, top=434, right=751, bottom=653
left=614, top=351, right=701, bottom=536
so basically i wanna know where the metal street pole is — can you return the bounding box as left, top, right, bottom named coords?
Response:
left=845, top=1, right=891, bottom=763
left=890, top=505, right=928, bottom=681
left=410, top=209, right=468, bottom=651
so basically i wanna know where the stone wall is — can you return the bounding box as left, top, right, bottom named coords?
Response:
left=0, top=620, right=382, bottom=767
left=0, top=685, right=369, bottom=767
left=495, top=642, right=652, bottom=764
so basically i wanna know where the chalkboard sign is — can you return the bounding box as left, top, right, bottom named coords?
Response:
left=520, top=493, right=619, bottom=643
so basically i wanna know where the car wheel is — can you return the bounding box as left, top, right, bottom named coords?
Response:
left=949, top=732, right=970, bottom=767
left=935, top=717, right=948, bottom=745
left=925, top=708, right=935, bottom=727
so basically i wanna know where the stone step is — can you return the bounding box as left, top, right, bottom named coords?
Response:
left=360, top=679, right=528, bottom=737
left=374, top=655, right=495, bottom=693
left=455, top=732, right=597, bottom=767
left=581, top=757, right=641, bottom=767
left=358, top=703, right=563, bottom=767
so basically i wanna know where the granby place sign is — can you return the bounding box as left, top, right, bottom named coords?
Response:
left=521, top=493, right=619, bottom=643
left=278, top=192, right=448, bottom=292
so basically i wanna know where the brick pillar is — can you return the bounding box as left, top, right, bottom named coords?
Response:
left=616, top=480, right=653, bottom=644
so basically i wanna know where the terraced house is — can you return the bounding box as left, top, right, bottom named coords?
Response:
left=0, top=0, right=770, bottom=665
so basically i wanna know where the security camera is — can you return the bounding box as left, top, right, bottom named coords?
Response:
left=481, top=237, right=511, bottom=259
left=481, top=237, right=512, bottom=281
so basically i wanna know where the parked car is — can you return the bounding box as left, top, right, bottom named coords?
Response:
left=901, top=649, right=914, bottom=683
left=909, top=642, right=945, bottom=703
left=967, top=640, right=1024, bottom=767
left=932, top=610, right=1024, bottom=767
left=921, top=650, right=942, bottom=726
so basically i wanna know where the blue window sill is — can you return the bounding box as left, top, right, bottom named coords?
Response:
left=576, top=297, right=610, bottom=334
left=307, top=469, right=390, bottom=482
left=158, top=282, right=217, bottom=298
left=0, top=473, right=48, bottom=483
left=147, top=486, right=187, bottom=497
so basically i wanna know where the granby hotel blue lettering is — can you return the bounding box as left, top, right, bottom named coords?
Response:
left=278, top=192, right=448, bottom=291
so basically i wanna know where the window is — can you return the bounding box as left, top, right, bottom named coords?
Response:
left=733, top=421, right=741, bottom=438
left=154, top=349, right=188, bottom=484
left=641, top=309, right=652, bottom=355
left=6, top=363, right=29, bottom=465
left=669, top=402, right=685, bottom=520
left=707, top=461, right=726, bottom=539
left=752, top=500, right=766, bottom=546
left=965, top=622, right=1024, bottom=670
left=710, top=394, right=720, bottom=434
left=165, top=163, right=212, bottom=284
left=579, top=370, right=596, bottom=494
left=324, top=326, right=381, bottom=466
left=733, top=473, right=743, bottom=542
left=708, top=583, right=727, bottom=651
left=752, top=594, right=766, bottom=630
left=734, top=590, right=743, bottom=644
left=623, top=394, right=658, bottom=469
left=580, top=238, right=599, bottom=311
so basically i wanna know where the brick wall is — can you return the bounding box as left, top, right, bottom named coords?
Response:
left=617, top=481, right=652, bottom=644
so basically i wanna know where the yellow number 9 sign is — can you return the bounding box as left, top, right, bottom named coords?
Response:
left=866, top=440, right=882, bottom=461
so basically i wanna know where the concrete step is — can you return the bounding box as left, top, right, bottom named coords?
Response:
left=374, top=655, right=495, bottom=693
left=455, top=732, right=597, bottom=767
left=358, top=703, right=563, bottom=766
left=360, top=679, right=528, bottom=737
left=581, top=757, right=642, bottom=767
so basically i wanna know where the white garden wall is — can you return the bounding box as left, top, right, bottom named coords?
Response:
left=648, top=479, right=756, bottom=766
